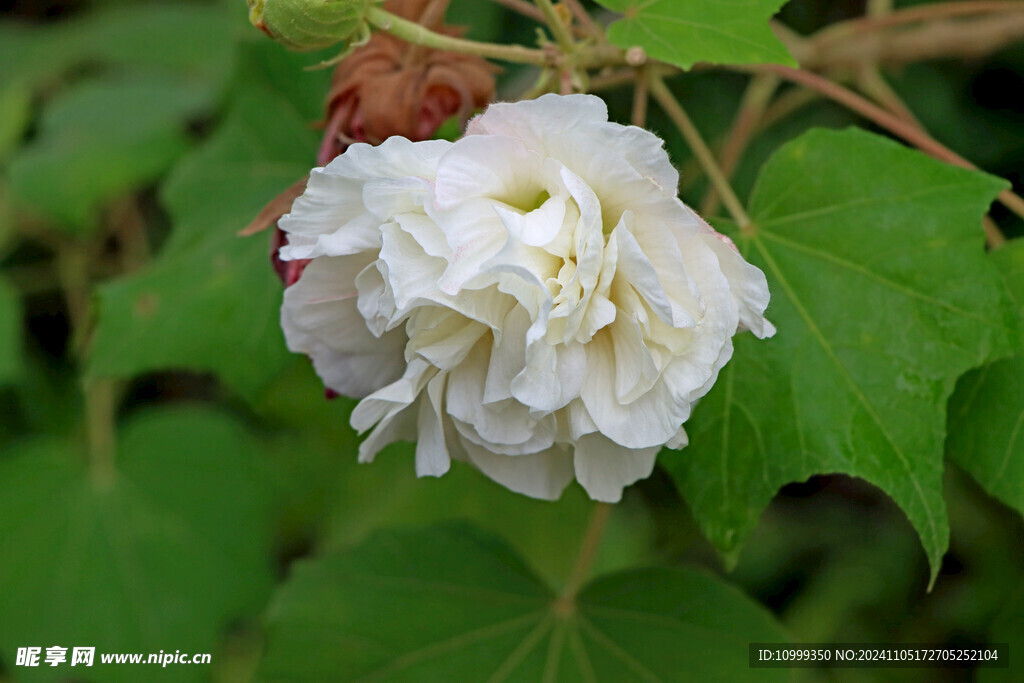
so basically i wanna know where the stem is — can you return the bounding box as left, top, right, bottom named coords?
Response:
left=855, top=66, right=920, bottom=126
left=559, top=502, right=612, bottom=606
left=402, top=0, right=451, bottom=65
left=630, top=68, right=648, bottom=127
left=817, top=1, right=1024, bottom=40
left=984, top=217, right=1007, bottom=249
left=866, top=0, right=894, bottom=16
left=701, top=73, right=779, bottom=217
left=562, top=0, right=603, bottom=39
left=85, top=379, right=119, bottom=490
left=56, top=240, right=122, bottom=490
left=366, top=5, right=550, bottom=65
left=752, top=63, right=1024, bottom=230
left=535, top=0, right=575, bottom=52
left=490, top=0, right=545, bottom=24
left=758, top=86, right=820, bottom=130
left=649, top=76, right=752, bottom=231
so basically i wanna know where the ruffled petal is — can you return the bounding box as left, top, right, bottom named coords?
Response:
left=573, top=434, right=660, bottom=503
left=461, top=439, right=574, bottom=501
left=281, top=256, right=405, bottom=397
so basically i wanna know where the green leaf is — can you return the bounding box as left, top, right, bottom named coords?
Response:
left=0, top=3, right=237, bottom=91
left=323, top=449, right=653, bottom=588
left=947, top=239, right=1024, bottom=519
left=260, top=523, right=788, bottom=681
left=87, top=42, right=327, bottom=399
left=7, top=75, right=210, bottom=229
left=0, top=277, right=20, bottom=385
left=593, top=0, right=796, bottom=70
left=252, top=360, right=653, bottom=586
left=0, top=83, right=30, bottom=162
left=0, top=408, right=273, bottom=682
left=87, top=232, right=292, bottom=399
left=664, top=128, right=1017, bottom=582
left=978, top=580, right=1024, bottom=683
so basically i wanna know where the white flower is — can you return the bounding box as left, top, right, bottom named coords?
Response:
left=279, top=93, right=774, bottom=502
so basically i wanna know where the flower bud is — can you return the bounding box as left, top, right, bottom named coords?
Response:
left=248, top=0, right=372, bottom=51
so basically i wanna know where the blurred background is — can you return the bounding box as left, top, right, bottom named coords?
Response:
left=0, top=0, right=1022, bottom=681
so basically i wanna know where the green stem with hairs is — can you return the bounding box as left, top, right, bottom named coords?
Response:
left=365, top=5, right=550, bottom=65
left=649, top=76, right=753, bottom=232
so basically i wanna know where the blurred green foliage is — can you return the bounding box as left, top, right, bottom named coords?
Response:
left=0, top=0, right=1022, bottom=681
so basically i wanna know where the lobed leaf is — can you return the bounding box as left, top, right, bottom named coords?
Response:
left=0, top=408, right=273, bottom=682
left=663, top=128, right=1017, bottom=582
left=593, top=0, right=796, bottom=70
left=87, top=43, right=328, bottom=400
left=260, top=523, right=789, bottom=681
left=947, top=239, right=1024, bottom=520
left=6, top=76, right=211, bottom=230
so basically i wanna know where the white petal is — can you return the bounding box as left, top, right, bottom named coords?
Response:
left=466, top=93, right=608, bottom=153
left=511, top=340, right=585, bottom=414
left=433, top=198, right=508, bottom=294
left=574, top=434, right=659, bottom=503
left=461, top=439, right=574, bottom=501
left=447, top=339, right=556, bottom=450
left=380, top=218, right=447, bottom=312
left=281, top=256, right=405, bottom=397
left=434, top=135, right=545, bottom=210
left=280, top=137, right=449, bottom=260
left=609, top=315, right=660, bottom=404
left=355, top=259, right=396, bottom=337
left=580, top=333, right=685, bottom=449
left=358, top=404, right=416, bottom=463
left=666, top=425, right=689, bottom=450
left=406, top=309, right=489, bottom=371
left=484, top=306, right=529, bottom=404
left=415, top=373, right=451, bottom=477
left=363, top=176, right=434, bottom=221
left=350, top=359, right=434, bottom=432
left=698, top=229, right=775, bottom=339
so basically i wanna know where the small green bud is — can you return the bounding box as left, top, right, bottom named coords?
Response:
left=247, top=0, right=371, bottom=51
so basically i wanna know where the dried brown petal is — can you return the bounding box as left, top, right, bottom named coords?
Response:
left=318, top=0, right=496, bottom=163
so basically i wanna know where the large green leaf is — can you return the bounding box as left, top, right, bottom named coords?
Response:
left=0, top=277, right=20, bottom=385
left=87, top=232, right=292, bottom=399
left=0, top=2, right=237, bottom=91
left=664, top=128, right=1017, bottom=582
left=87, top=43, right=327, bottom=399
left=0, top=408, right=273, bottom=682
left=593, top=0, right=796, bottom=70
left=947, top=239, right=1024, bottom=519
left=253, top=358, right=653, bottom=587
left=260, top=523, right=788, bottom=681
left=7, top=75, right=211, bottom=229
left=323, top=450, right=653, bottom=589
left=978, top=580, right=1024, bottom=683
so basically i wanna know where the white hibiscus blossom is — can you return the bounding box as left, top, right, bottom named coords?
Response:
left=279, top=93, right=774, bottom=502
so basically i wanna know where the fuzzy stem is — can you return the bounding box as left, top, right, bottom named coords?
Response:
left=630, top=68, right=648, bottom=127
left=85, top=379, right=119, bottom=490
left=700, top=73, right=779, bottom=218
left=563, top=0, right=603, bottom=38
left=535, top=0, right=575, bottom=52
left=366, top=5, right=550, bottom=65
left=649, top=76, right=752, bottom=231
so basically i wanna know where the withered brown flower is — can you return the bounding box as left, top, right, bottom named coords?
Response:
left=317, top=0, right=496, bottom=164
